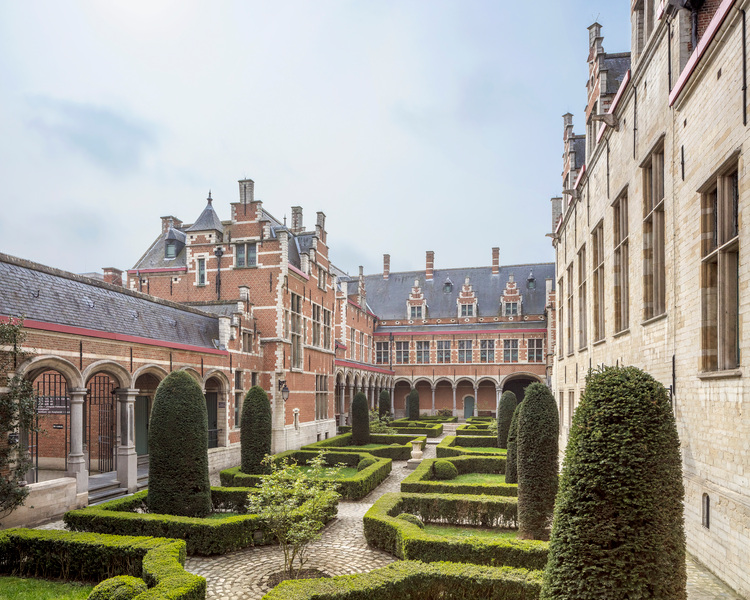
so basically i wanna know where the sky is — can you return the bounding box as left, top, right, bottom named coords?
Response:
left=0, top=1, right=631, bottom=278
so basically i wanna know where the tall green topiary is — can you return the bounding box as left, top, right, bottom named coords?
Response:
left=505, top=403, right=521, bottom=484
left=407, top=388, right=420, bottom=421
left=351, top=391, right=370, bottom=445
left=241, top=385, right=272, bottom=474
left=541, top=366, right=685, bottom=600
left=147, top=370, right=212, bottom=517
left=517, top=382, right=558, bottom=540
left=378, top=389, right=391, bottom=418
left=496, top=390, right=517, bottom=449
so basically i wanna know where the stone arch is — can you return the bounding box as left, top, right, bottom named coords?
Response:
left=16, top=355, right=84, bottom=389
left=179, top=367, right=203, bottom=388
left=501, top=372, right=544, bottom=401
left=131, top=364, right=168, bottom=384
left=413, top=376, right=434, bottom=388
left=433, top=376, right=455, bottom=388
left=204, top=368, right=230, bottom=391
left=83, top=360, right=132, bottom=389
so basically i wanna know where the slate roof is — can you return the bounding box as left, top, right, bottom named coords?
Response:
left=131, top=233, right=188, bottom=270
left=363, top=263, right=555, bottom=321
left=0, top=253, right=221, bottom=349
left=602, top=53, right=631, bottom=95
left=186, top=198, right=224, bottom=233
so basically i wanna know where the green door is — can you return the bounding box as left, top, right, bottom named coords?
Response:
left=135, top=396, right=150, bottom=456
left=206, top=392, right=218, bottom=449
left=464, top=396, right=475, bottom=419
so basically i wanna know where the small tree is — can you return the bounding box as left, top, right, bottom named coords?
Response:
left=247, top=454, right=341, bottom=579
left=541, top=366, right=685, bottom=600
left=505, top=403, right=521, bottom=484
left=407, top=388, right=420, bottom=421
left=378, top=389, right=391, bottom=418
left=517, top=382, right=558, bottom=540
left=0, top=318, right=38, bottom=520
left=351, top=392, right=370, bottom=445
left=369, top=410, right=395, bottom=434
left=241, top=385, right=272, bottom=474
left=496, top=390, right=517, bottom=449
left=148, top=370, right=212, bottom=517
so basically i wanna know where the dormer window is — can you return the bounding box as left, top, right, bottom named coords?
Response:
left=443, top=278, right=453, bottom=293
left=460, top=304, right=474, bottom=317
left=527, top=271, right=536, bottom=289
left=165, top=241, right=177, bottom=259
left=410, top=306, right=423, bottom=319
left=504, top=302, right=518, bottom=316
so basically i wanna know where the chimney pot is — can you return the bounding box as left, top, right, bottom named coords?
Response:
left=425, top=251, right=434, bottom=281
left=383, top=254, right=390, bottom=279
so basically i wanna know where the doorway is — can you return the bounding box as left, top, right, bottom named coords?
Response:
left=134, top=396, right=150, bottom=456
left=463, top=396, right=475, bottom=419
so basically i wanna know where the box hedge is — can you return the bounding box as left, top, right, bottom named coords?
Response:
left=401, top=456, right=515, bottom=497
left=64, top=486, right=337, bottom=556
left=390, top=423, right=443, bottom=437
left=455, top=425, right=493, bottom=436
left=263, top=560, right=542, bottom=600
left=0, top=528, right=205, bottom=599
left=363, top=493, right=548, bottom=569
left=219, top=451, right=391, bottom=500
left=241, top=385, right=273, bottom=475
left=302, top=433, right=426, bottom=460
left=436, top=436, right=506, bottom=458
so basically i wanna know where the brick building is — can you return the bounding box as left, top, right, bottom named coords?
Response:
left=551, top=2, right=750, bottom=595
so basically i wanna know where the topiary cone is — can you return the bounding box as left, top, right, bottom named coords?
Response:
left=505, top=403, right=521, bottom=484
left=241, top=385, right=272, bottom=474
left=497, top=390, right=517, bottom=449
left=407, top=388, right=420, bottom=421
left=147, top=370, right=212, bottom=517
left=351, top=391, right=370, bottom=445
left=378, top=389, right=391, bottom=418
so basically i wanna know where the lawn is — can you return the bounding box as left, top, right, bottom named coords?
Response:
left=459, top=447, right=507, bottom=454
left=0, top=576, right=94, bottom=600
left=451, top=473, right=507, bottom=484
left=296, top=466, right=359, bottom=479
left=423, top=525, right=518, bottom=541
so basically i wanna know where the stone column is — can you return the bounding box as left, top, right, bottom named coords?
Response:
left=390, top=383, right=395, bottom=417
left=68, top=388, right=88, bottom=494
left=473, top=385, right=479, bottom=417
left=339, top=384, right=346, bottom=427
left=495, top=384, right=501, bottom=417
left=115, top=388, right=138, bottom=493
left=431, top=386, right=436, bottom=415
left=452, top=386, right=457, bottom=417
left=220, top=389, right=230, bottom=447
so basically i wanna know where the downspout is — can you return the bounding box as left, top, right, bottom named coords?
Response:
left=742, top=8, right=747, bottom=126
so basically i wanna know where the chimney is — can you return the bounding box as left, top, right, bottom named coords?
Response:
left=383, top=254, right=390, bottom=279
left=358, top=266, right=366, bottom=307
left=563, top=113, right=574, bottom=142
left=550, top=197, right=563, bottom=233
left=161, top=215, right=182, bottom=234
left=588, top=22, right=602, bottom=49
left=492, top=247, right=499, bottom=275
left=239, top=179, right=254, bottom=204
left=103, top=267, right=123, bottom=287
left=316, top=211, right=326, bottom=243
left=291, top=206, right=303, bottom=233
left=425, top=251, right=434, bottom=281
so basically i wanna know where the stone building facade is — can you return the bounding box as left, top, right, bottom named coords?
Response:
left=552, top=2, right=750, bottom=595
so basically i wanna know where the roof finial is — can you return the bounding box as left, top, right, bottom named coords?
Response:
left=207, top=190, right=213, bottom=205
left=283, top=215, right=287, bottom=226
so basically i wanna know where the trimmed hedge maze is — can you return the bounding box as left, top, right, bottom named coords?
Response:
left=0, top=528, right=205, bottom=599
left=401, top=456, right=515, bottom=497
left=437, top=436, right=507, bottom=457
left=220, top=451, right=392, bottom=500
left=302, top=433, right=426, bottom=460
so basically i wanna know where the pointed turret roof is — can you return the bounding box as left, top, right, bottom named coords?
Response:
left=186, top=192, right=224, bottom=233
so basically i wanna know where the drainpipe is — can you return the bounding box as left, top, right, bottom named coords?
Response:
left=214, top=246, right=224, bottom=300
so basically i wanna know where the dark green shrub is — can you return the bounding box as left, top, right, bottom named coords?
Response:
left=240, top=385, right=272, bottom=475
left=517, top=383, right=558, bottom=541
left=541, top=366, right=685, bottom=600
left=497, top=391, right=517, bottom=449
left=505, top=404, right=521, bottom=484
left=88, top=575, right=147, bottom=600
left=396, top=513, right=424, bottom=529
left=351, top=392, right=370, bottom=445
left=147, top=370, right=211, bottom=518
left=432, top=460, right=458, bottom=480
left=357, top=457, right=377, bottom=471
left=378, top=389, right=391, bottom=418
left=401, top=457, right=515, bottom=497
left=407, top=388, right=420, bottom=421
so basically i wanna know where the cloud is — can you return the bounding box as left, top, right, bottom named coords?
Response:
left=26, top=97, right=156, bottom=173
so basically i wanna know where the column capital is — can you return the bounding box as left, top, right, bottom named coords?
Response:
left=114, top=387, right=139, bottom=400
left=69, top=388, right=87, bottom=401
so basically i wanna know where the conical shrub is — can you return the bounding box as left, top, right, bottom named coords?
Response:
left=407, top=388, right=420, bottom=421
left=541, top=366, right=685, bottom=600
left=240, top=385, right=273, bottom=474
left=497, top=390, right=517, bottom=449
left=378, top=389, right=391, bottom=418
left=352, top=391, right=370, bottom=445
left=147, top=370, right=212, bottom=517
left=517, top=382, right=559, bottom=540
left=505, top=403, right=521, bottom=484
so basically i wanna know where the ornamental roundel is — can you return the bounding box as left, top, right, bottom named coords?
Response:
left=508, top=316, right=514, bottom=321
left=408, top=320, right=413, bottom=324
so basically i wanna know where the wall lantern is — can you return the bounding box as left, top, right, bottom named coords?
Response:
left=278, top=379, right=290, bottom=402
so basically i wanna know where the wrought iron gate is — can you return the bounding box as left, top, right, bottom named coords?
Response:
left=87, top=375, right=117, bottom=473
left=34, top=372, right=70, bottom=481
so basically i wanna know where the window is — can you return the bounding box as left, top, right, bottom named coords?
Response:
left=644, top=148, right=665, bottom=320
left=528, top=339, right=544, bottom=363
left=566, top=263, right=574, bottom=354
left=236, top=242, right=257, bottom=268
left=312, top=304, right=322, bottom=347
left=235, top=369, right=243, bottom=389
left=480, top=340, right=495, bottom=363
left=376, top=341, right=389, bottom=364
left=197, top=258, right=206, bottom=286
left=317, top=267, right=326, bottom=290
left=702, top=494, right=710, bottom=529
left=251, top=372, right=258, bottom=387
left=592, top=222, right=605, bottom=341
left=165, top=241, right=176, bottom=258
left=701, top=169, right=739, bottom=371
left=242, top=331, right=252, bottom=353
left=349, top=327, right=355, bottom=360
left=558, top=391, right=564, bottom=424
left=323, top=309, right=331, bottom=349
left=416, top=341, right=430, bottom=363
left=437, top=340, right=451, bottom=363
left=558, top=276, right=564, bottom=358
left=504, top=302, right=518, bottom=317
left=568, top=390, right=575, bottom=428
left=460, top=304, right=474, bottom=317
left=395, top=341, right=409, bottom=364
left=458, top=340, right=472, bottom=363
left=234, top=392, right=242, bottom=428
left=410, top=305, right=422, bottom=319
left=614, top=193, right=630, bottom=332
left=291, top=293, right=302, bottom=369
left=503, top=339, right=518, bottom=363
left=359, top=332, right=365, bottom=362
left=578, top=245, right=588, bottom=348
left=315, top=374, right=328, bottom=420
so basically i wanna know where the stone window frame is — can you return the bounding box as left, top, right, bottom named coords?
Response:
left=460, top=304, right=475, bottom=317
left=395, top=341, right=410, bottom=364
left=290, top=292, right=303, bottom=370
left=375, top=341, right=389, bottom=365
left=642, top=143, right=666, bottom=321
left=235, top=242, right=257, bottom=268
left=700, top=161, right=740, bottom=373
left=566, top=262, right=574, bottom=355
left=578, top=244, right=588, bottom=350
left=315, top=374, right=328, bottom=421
left=503, top=339, right=518, bottom=363
left=312, top=304, right=322, bottom=347
left=558, top=275, right=565, bottom=359
left=317, top=266, right=326, bottom=291
left=701, top=493, right=710, bottom=529
left=503, top=301, right=518, bottom=317
left=323, top=308, right=331, bottom=350
left=528, top=339, right=544, bottom=363
left=410, top=305, right=423, bottom=319
left=436, top=340, right=451, bottom=364
left=457, top=340, right=472, bottom=363
left=592, top=221, right=606, bottom=342
left=480, top=339, right=495, bottom=363
left=196, top=256, right=207, bottom=287
left=233, top=369, right=243, bottom=430
left=613, top=190, right=630, bottom=334
left=416, top=340, right=430, bottom=364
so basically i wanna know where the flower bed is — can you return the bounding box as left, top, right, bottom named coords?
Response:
left=219, top=451, right=391, bottom=500
left=436, top=436, right=506, bottom=457
left=401, top=456, right=515, bottom=497
left=302, top=433, right=426, bottom=460
left=0, top=528, right=205, bottom=599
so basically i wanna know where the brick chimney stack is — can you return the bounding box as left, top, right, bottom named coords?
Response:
left=563, top=113, right=574, bottom=142
left=161, top=215, right=182, bottom=234
left=315, top=211, right=326, bottom=242
left=425, top=251, right=434, bottom=281
left=239, top=178, right=254, bottom=204
left=383, top=254, right=390, bottom=279
left=103, top=267, right=123, bottom=287
left=492, top=247, right=500, bottom=275
left=291, top=206, right=303, bottom=233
